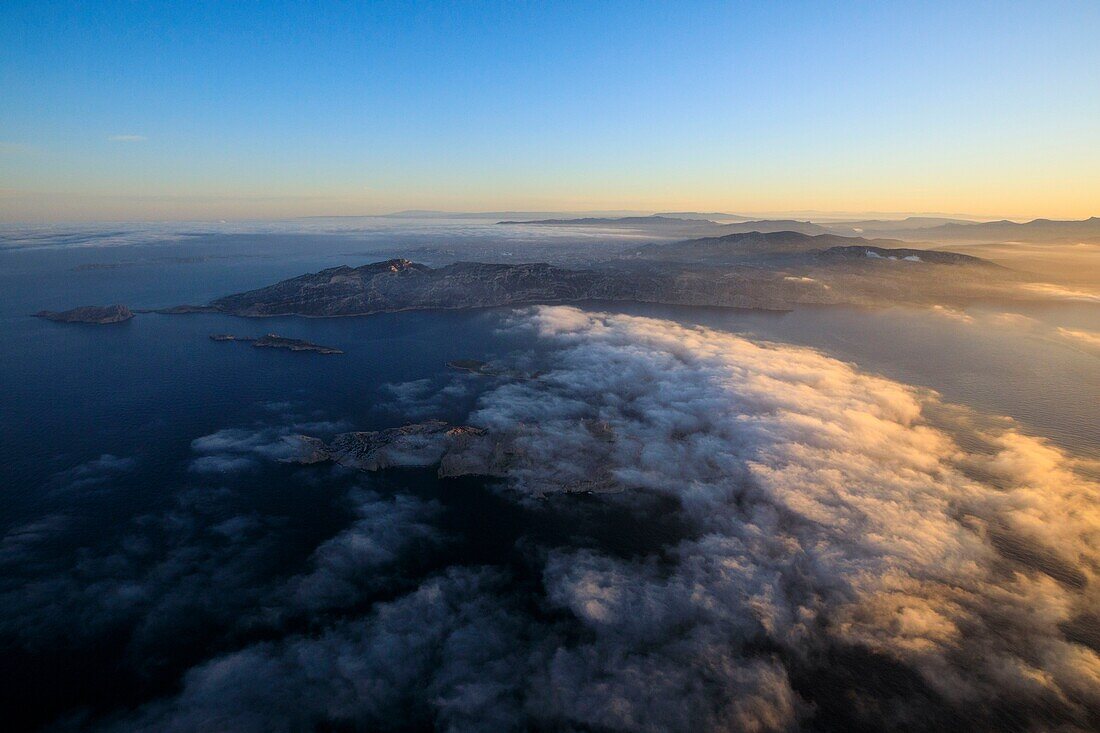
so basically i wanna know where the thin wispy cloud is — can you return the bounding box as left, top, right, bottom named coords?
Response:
left=1056, top=326, right=1100, bottom=351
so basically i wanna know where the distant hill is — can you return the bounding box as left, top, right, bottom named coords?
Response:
left=626, top=231, right=915, bottom=263
left=818, top=245, right=1000, bottom=267
left=496, top=215, right=716, bottom=227
left=874, top=216, right=1100, bottom=243
left=711, top=220, right=831, bottom=236
left=822, top=217, right=977, bottom=235
left=498, top=216, right=839, bottom=237
left=627, top=230, right=1000, bottom=267
left=383, top=210, right=649, bottom=220
left=407, top=211, right=1100, bottom=245
left=654, top=211, right=752, bottom=222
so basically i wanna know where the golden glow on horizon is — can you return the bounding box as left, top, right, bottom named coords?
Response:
left=2, top=174, right=1099, bottom=223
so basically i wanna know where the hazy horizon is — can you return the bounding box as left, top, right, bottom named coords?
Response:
left=2, top=207, right=1095, bottom=227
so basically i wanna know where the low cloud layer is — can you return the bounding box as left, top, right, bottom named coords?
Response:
left=479, top=307, right=1099, bottom=728
left=113, top=567, right=535, bottom=733
left=1057, top=326, right=1100, bottom=352
left=19, top=307, right=1100, bottom=731
left=189, top=417, right=349, bottom=473
left=1021, top=282, right=1100, bottom=304
left=929, top=304, right=1100, bottom=357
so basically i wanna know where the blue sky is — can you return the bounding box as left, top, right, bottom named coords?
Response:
left=2, top=1, right=1099, bottom=220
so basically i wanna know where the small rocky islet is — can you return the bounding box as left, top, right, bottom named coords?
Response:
left=34, top=304, right=134, bottom=324
left=209, top=333, right=343, bottom=354
left=290, top=418, right=620, bottom=495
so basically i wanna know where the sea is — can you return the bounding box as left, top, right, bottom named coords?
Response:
left=1, top=218, right=1098, bottom=730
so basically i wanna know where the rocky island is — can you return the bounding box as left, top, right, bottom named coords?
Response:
left=292, top=420, right=493, bottom=473
left=210, top=333, right=342, bottom=354
left=446, top=359, right=540, bottom=380
left=34, top=305, right=134, bottom=324
left=447, top=359, right=489, bottom=373
left=292, top=418, right=620, bottom=495
left=164, top=256, right=1011, bottom=319
left=145, top=230, right=1033, bottom=319
left=202, top=258, right=643, bottom=316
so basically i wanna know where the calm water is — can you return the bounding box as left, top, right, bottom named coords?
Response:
left=1, top=230, right=1098, bottom=729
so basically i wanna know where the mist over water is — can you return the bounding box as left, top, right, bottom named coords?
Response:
left=1, top=224, right=1098, bottom=731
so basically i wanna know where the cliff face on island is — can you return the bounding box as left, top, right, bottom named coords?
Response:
left=34, top=305, right=134, bottom=324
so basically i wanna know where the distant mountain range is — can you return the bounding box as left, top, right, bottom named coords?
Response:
left=823, top=217, right=976, bottom=235
left=494, top=214, right=1100, bottom=244
left=880, top=217, right=1100, bottom=243
left=625, top=231, right=915, bottom=263
left=817, top=245, right=997, bottom=266
left=500, top=216, right=834, bottom=237
left=654, top=211, right=752, bottom=222
left=382, top=210, right=649, bottom=220
left=496, top=215, right=702, bottom=227
left=712, top=220, right=831, bottom=236
left=622, top=231, right=1001, bottom=269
